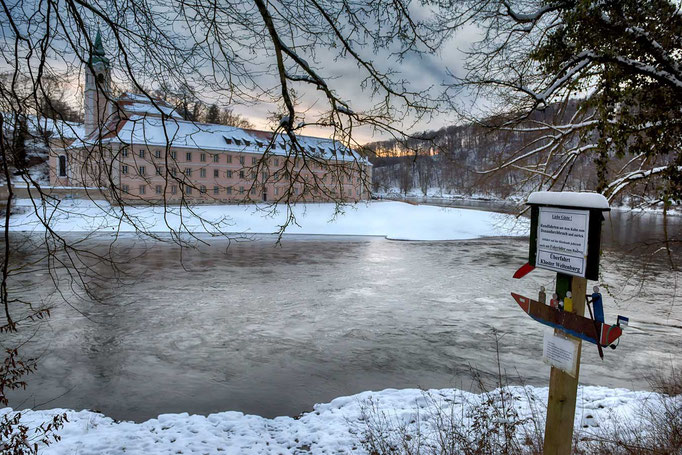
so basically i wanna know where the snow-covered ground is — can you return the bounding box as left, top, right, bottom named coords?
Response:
left=376, top=187, right=682, bottom=215
left=6, top=199, right=527, bottom=241
left=374, top=187, right=523, bottom=203
left=1, top=385, right=671, bottom=454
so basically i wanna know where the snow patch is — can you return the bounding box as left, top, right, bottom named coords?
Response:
left=1, top=385, right=670, bottom=454
left=527, top=191, right=609, bottom=209
left=5, top=200, right=526, bottom=241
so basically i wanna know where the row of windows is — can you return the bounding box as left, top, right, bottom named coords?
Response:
left=121, top=149, right=280, bottom=166
left=120, top=165, right=357, bottom=183
left=120, top=149, right=353, bottom=171
left=121, top=166, right=250, bottom=179
left=122, top=184, right=256, bottom=196
left=121, top=184, right=361, bottom=197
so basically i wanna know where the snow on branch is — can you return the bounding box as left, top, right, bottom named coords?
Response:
left=535, top=58, right=591, bottom=103
left=605, top=165, right=682, bottom=201
left=501, top=1, right=566, bottom=24
left=583, top=51, right=682, bottom=90
left=336, top=105, right=354, bottom=116
left=285, top=72, right=318, bottom=85
left=477, top=54, right=592, bottom=107
left=500, top=118, right=600, bottom=133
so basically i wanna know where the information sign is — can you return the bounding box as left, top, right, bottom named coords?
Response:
left=536, top=207, right=589, bottom=277
left=543, top=329, right=580, bottom=378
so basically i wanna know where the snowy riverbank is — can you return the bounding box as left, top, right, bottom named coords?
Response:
left=376, top=187, right=682, bottom=215
left=2, top=385, right=671, bottom=454
left=5, top=199, right=527, bottom=241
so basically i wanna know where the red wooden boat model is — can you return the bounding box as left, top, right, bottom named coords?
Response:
left=511, top=292, right=622, bottom=347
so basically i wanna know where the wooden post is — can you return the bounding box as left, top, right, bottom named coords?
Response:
left=543, top=274, right=588, bottom=455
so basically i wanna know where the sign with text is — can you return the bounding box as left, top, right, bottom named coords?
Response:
left=536, top=207, right=590, bottom=277
left=543, top=329, right=580, bottom=378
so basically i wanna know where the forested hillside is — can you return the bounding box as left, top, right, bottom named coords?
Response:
left=367, top=101, right=671, bottom=206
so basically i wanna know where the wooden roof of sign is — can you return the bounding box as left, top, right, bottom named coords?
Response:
left=527, top=191, right=610, bottom=211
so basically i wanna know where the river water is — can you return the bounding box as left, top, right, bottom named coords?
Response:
left=4, top=202, right=682, bottom=422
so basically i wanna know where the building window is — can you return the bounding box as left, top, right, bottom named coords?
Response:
left=122, top=148, right=128, bottom=158
left=213, top=154, right=219, bottom=163
left=122, top=184, right=129, bottom=193
left=200, top=153, right=206, bottom=162
left=156, top=166, right=162, bottom=176
left=250, top=187, right=256, bottom=195
left=213, top=186, right=219, bottom=195
left=155, top=185, right=162, bottom=194
left=227, top=170, right=233, bottom=178
left=139, top=185, right=146, bottom=194
left=139, top=149, right=145, bottom=158
left=261, top=171, right=268, bottom=180
left=227, top=186, right=232, bottom=195
left=171, top=151, right=177, bottom=159
left=239, top=170, right=245, bottom=179
left=122, top=165, right=128, bottom=175
left=185, top=168, right=192, bottom=177
left=155, top=150, right=161, bottom=159
left=171, top=185, right=177, bottom=195
left=200, top=185, right=206, bottom=194
left=58, top=155, right=67, bottom=177
left=214, top=169, right=219, bottom=178
left=226, top=155, right=232, bottom=163
left=186, top=186, right=192, bottom=195
left=239, top=156, right=245, bottom=165
left=250, top=172, right=256, bottom=179
left=186, top=152, right=192, bottom=162
left=274, top=158, right=279, bottom=166
left=275, top=187, right=279, bottom=196
left=239, top=186, right=245, bottom=194
left=138, top=166, right=146, bottom=176
left=252, top=157, right=257, bottom=165
left=200, top=168, right=206, bottom=178
left=170, top=168, right=177, bottom=177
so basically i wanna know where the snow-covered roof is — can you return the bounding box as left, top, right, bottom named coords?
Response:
left=2, top=113, right=84, bottom=140
left=119, top=93, right=153, bottom=102
left=117, top=93, right=183, bottom=119
left=30, top=116, right=84, bottom=140
left=71, top=115, right=370, bottom=164
left=527, top=191, right=610, bottom=210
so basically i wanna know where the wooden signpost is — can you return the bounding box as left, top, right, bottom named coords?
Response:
left=512, top=191, right=627, bottom=455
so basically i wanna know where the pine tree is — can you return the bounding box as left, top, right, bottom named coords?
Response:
left=205, top=103, right=220, bottom=124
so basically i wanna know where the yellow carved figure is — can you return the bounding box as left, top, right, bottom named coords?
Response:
left=564, top=291, right=573, bottom=313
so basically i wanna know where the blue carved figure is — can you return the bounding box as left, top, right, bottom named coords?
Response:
left=592, top=286, right=604, bottom=323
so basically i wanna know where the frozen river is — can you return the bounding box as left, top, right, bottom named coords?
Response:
left=5, top=204, right=682, bottom=421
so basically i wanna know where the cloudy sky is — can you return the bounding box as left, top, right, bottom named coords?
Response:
left=235, top=25, right=476, bottom=142
left=225, top=24, right=481, bottom=144
left=2, top=0, right=482, bottom=145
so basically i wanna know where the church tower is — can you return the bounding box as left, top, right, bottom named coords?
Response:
left=84, top=29, right=112, bottom=137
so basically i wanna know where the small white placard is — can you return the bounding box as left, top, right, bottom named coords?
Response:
left=537, top=207, right=590, bottom=277
left=543, top=329, right=580, bottom=377
left=536, top=250, right=585, bottom=276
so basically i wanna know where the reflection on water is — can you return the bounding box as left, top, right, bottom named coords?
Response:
left=4, top=204, right=682, bottom=422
